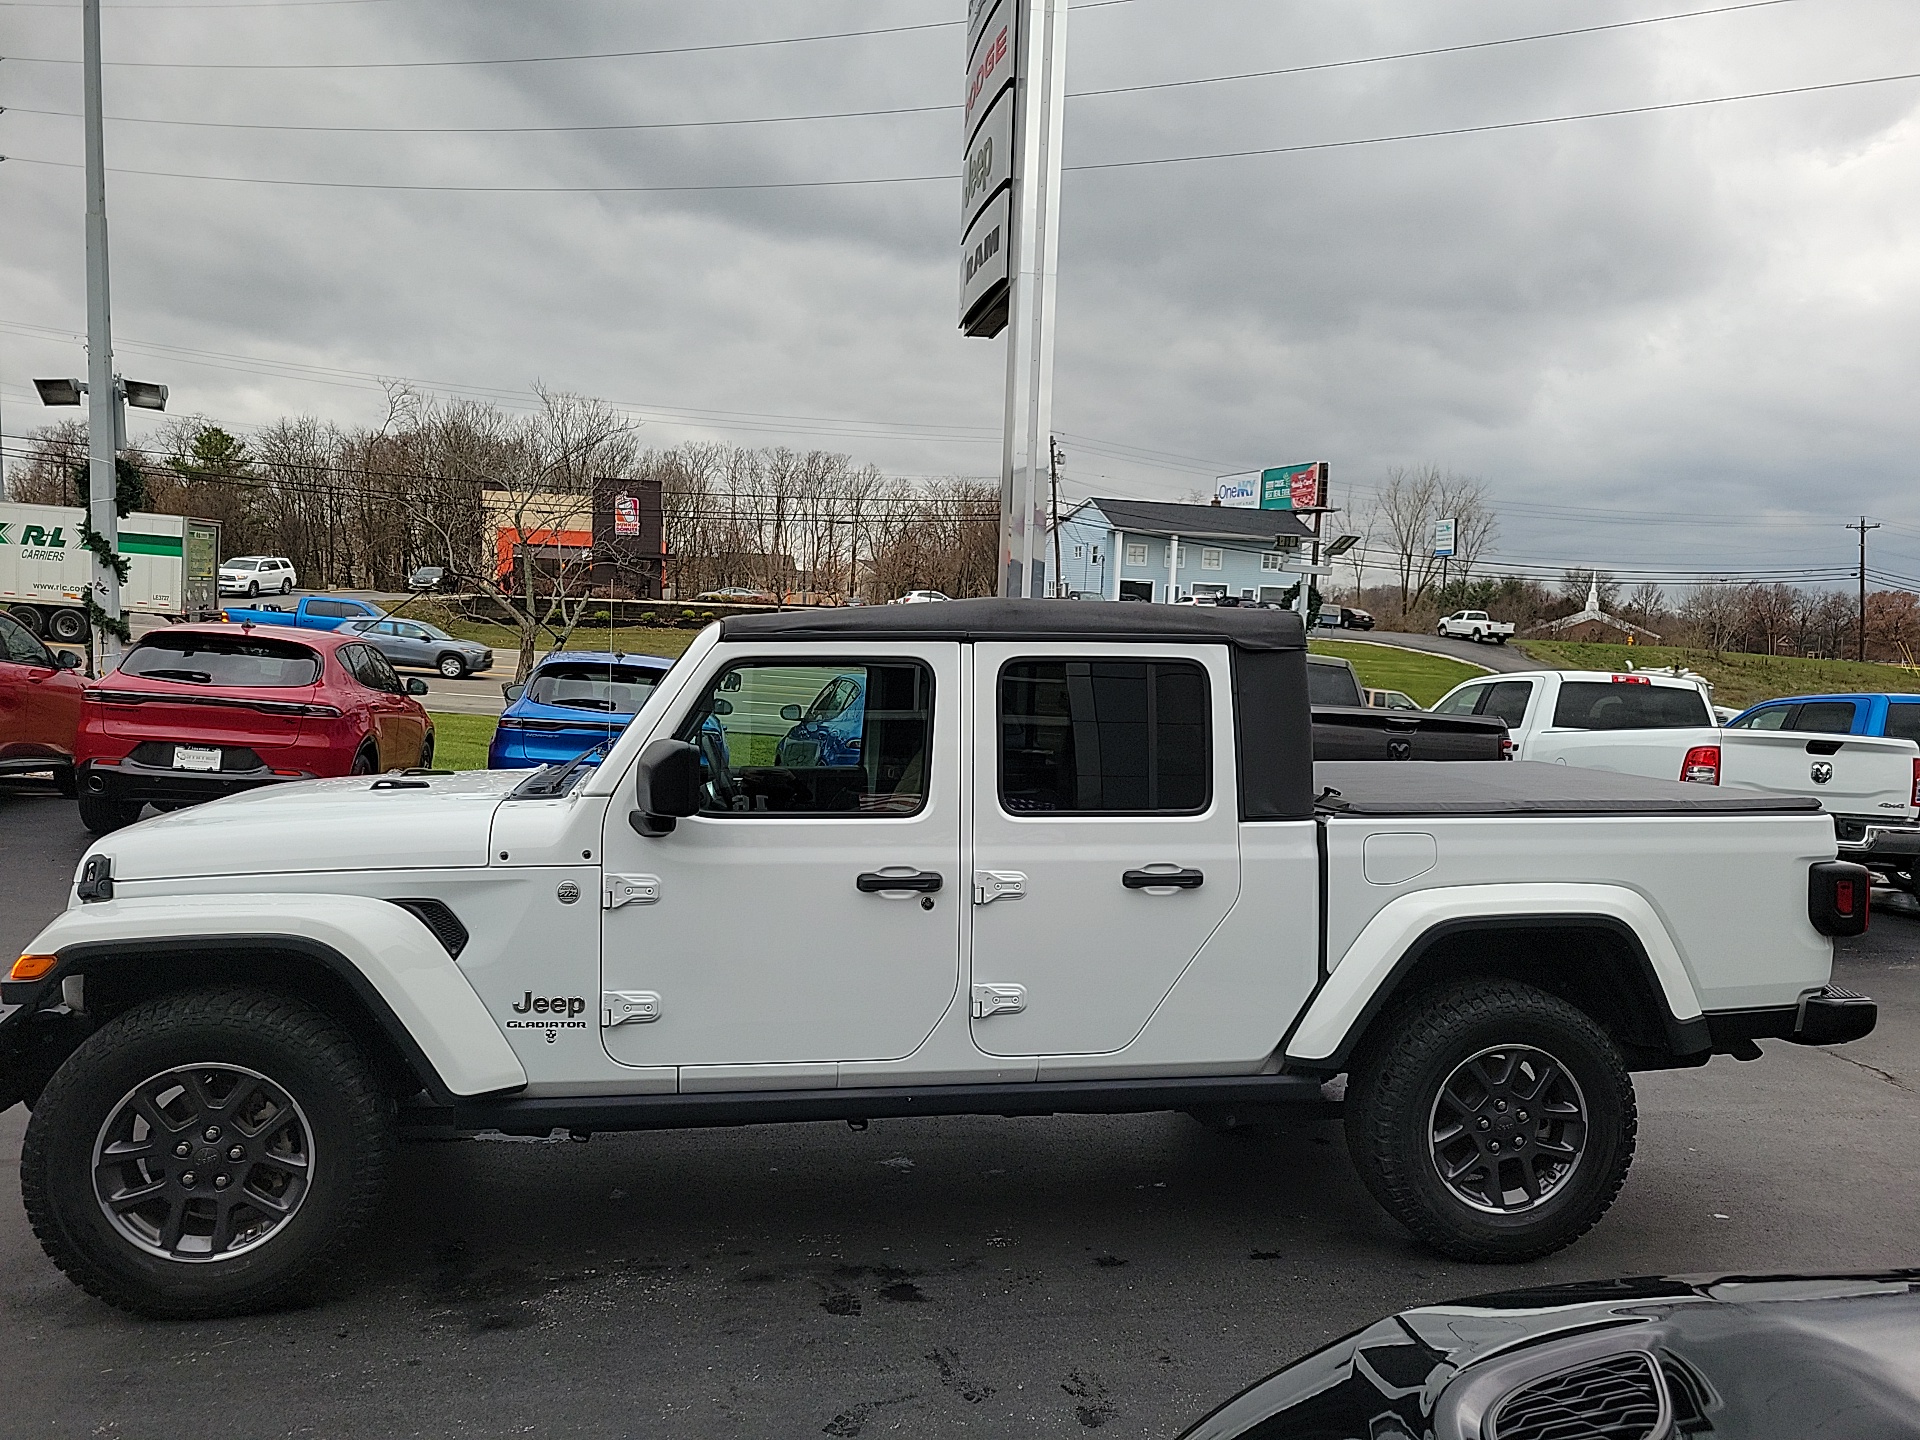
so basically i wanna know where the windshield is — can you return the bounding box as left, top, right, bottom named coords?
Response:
left=120, top=633, right=322, bottom=687
left=527, top=662, right=662, bottom=714
left=224, top=558, right=259, bottom=570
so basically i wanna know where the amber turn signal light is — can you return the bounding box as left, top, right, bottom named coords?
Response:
left=9, top=954, right=58, bottom=982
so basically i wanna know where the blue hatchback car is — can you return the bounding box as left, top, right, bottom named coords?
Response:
left=773, top=673, right=867, bottom=768
left=487, top=651, right=675, bottom=769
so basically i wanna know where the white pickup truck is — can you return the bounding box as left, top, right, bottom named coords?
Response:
left=1436, top=610, right=1516, bottom=644
left=0, top=603, right=1877, bottom=1318
left=1433, top=669, right=1920, bottom=833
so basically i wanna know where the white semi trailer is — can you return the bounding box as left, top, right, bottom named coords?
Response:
left=0, top=502, right=221, bottom=642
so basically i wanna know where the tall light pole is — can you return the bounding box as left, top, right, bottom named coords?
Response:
left=83, top=0, right=123, bottom=659
left=1847, top=516, right=1879, bottom=662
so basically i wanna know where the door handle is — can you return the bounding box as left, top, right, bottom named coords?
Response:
left=1123, top=868, right=1204, bottom=890
left=856, top=870, right=943, bottom=894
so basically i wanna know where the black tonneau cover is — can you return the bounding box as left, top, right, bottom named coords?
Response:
left=1315, top=760, right=1825, bottom=817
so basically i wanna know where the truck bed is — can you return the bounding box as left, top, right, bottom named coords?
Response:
left=1314, top=759, right=1825, bottom=817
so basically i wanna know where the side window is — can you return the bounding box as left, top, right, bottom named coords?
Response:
left=374, top=621, right=402, bottom=636
left=308, top=600, right=349, bottom=619
left=1478, top=680, right=1534, bottom=728
left=1786, top=701, right=1858, bottom=734
left=359, top=646, right=405, bottom=694
left=0, top=614, right=52, bottom=666
left=336, top=644, right=373, bottom=688
left=1729, top=705, right=1791, bottom=730
left=676, top=661, right=933, bottom=816
left=999, top=659, right=1209, bottom=814
left=1432, top=684, right=1486, bottom=716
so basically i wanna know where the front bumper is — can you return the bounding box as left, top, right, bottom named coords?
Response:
left=81, top=756, right=313, bottom=806
left=1705, top=985, right=1878, bottom=1053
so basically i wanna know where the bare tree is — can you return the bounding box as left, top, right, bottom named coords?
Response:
left=1373, top=464, right=1442, bottom=612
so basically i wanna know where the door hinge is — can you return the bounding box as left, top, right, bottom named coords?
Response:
left=603, top=874, right=661, bottom=909
left=971, top=983, right=1027, bottom=1019
left=602, top=990, right=662, bottom=1026
left=972, top=870, right=1027, bottom=905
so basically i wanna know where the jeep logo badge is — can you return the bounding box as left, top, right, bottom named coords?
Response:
left=1810, top=761, right=1834, bottom=784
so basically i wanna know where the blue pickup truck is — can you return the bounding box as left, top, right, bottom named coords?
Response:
left=1726, top=691, right=1920, bottom=744
left=221, top=594, right=386, bottom=630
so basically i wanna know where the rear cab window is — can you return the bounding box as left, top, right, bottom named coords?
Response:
left=1551, top=680, right=1710, bottom=729
left=1306, top=660, right=1364, bottom=707
left=1785, top=700, right=1859, bottom=734
left=1884, top=703, right=1920, bottom=744
left=120, top=634, right=321, bottom=688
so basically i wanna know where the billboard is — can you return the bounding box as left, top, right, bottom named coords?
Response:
left=1214, top=473, right=1260, bottom=508
left=1218, top=462, right=1326, bottom=510
left=1433, top=517, right=1456, bottom=558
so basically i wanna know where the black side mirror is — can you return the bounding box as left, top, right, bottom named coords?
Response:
left=629, top=739, right=703, bottom=837
left=779, top=704, right=803, bottom=722
left=711, top=698, right=733, bottom=716
left=54, top=649, right=82, bottom=670
left=406, top=677, right=430, bottom=695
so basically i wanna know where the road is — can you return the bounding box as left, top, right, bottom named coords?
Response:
left=0, top=780, right=1915, bottom=1437
left=1329, top=628, right=1540, bottom=674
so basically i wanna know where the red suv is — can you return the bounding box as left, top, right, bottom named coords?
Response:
left=75, top=624, right=435, bottom=833
left=0, top=611, right=85, bottom=793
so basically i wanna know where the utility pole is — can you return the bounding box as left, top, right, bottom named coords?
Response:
left=1048, top=436, right=1063, bottom=597
left=83, top=0, right=124, bottom=663
left=1847, top=516, right=1880, bottom=662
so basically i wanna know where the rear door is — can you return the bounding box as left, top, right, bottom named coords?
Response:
left=344, top=644, right=426, bottom=767
left=968, top=642, right=1241, bottom=1057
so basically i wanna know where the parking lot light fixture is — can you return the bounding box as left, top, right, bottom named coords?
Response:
left=33, top=378, right=86, bottom=407
left=122, top=379, right=167, bottom=411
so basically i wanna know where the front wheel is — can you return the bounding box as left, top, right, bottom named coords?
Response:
left=1345, top=979, right=1635, bottom=1262
left=20, top=988, right=394, bottom=1318
left=436, top=654, right=466, bottom=679
left=247, top=581, right=259, bottom=598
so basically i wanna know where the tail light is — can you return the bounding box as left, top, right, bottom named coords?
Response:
left=1680, top=744, right=1720, bottom=784
left=1910, top=757, right=1919, bottom=809
left=1809, top=861, right=1870, bottom=936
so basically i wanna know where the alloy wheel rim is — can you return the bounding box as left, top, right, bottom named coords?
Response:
left=92, top=1063, right=315, bottom=1263
left=1427, top=1044, right=1588, bottom=1215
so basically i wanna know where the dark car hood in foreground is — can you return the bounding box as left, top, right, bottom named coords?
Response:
left=1182, top=1271, right=1920, bottom=1440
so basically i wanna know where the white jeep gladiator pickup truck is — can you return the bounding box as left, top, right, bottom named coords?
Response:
left=1436, top=611, right=1515, bottom=644
left=0, top=602, right=1878, bottom=1318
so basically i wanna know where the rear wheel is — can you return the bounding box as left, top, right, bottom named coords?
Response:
left=47, top=607, right=90, bottom=644
left=8, top=604, right=45, bottom=636
left=417, top=732, right=435, bottom=769
left=349, top=745, right=378, bottom=776
left=436, top=653, right=466, bottom=679
left=21, top=988, right=393, bottom=1318
left=1345, top=980, right=1635, bottom=1262
left=78, top=786, right=144, bottom=834
left=280, top=579, right=293, bottom=595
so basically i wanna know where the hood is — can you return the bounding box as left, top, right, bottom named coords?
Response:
left=1181, top=1271, right=1920, bottom=1440
left=87, top=770, right=525, bottom=882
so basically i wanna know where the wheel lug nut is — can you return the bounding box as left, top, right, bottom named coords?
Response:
left=228, top=1145, right=245, bottom=1162
left=179, top=1171, right=197, bottom=1187
left=1477, top=1118, right=1491, bottom=1131
left=1495, top=1100, right=1507, bottom=1112
left=203, top=1126, right=222, bottom=1142
left=1488, top=1141, right=1500, bottom=1152
left=214, top=1174, right=230, bottom=1190
left=1517, top=1110, right=1529, bottom=1123
left=174, top=1143, right=191, bottom=1158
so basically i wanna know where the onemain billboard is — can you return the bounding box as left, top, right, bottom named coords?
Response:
left=1215, top=462, right=1327, bottom=510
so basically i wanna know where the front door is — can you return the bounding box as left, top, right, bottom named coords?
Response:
left=599, top=645, right=962, bottom=1070
left=968, top=643, right=1242, bottom=1057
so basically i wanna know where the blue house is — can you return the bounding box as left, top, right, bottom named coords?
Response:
left=1051, top=497, right=1317, bottom=603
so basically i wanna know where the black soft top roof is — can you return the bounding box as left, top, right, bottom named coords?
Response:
left=718, top=597, right=1307, bottom=652
left=1315, top=760, right=1824, bottom=817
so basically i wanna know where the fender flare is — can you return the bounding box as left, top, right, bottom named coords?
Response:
left=19, top=894, right=527, bottom=1099
left=1284, top=883, right=1707, bottom=1068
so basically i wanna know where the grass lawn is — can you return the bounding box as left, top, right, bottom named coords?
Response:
left=1309, top=639, right=1490, bottom=706
left=1514, top=640, right=1920, bottom=712
left=428, top=712, right=500, bottom=771
left=437, top=619, right=699, bottom=662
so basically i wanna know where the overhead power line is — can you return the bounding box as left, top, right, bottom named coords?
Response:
left=0, top=0, right=1811, bottom=135
left=7, top=70, right=1914, bottom=194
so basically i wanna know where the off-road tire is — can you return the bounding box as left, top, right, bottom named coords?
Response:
left=21, top=988, right=393, bottom=1318
left=77, top=787, right=144, bottom=834
left=436, top=653, right=466, bottom=678
left=1345, top=979, right=1635, bottom=1263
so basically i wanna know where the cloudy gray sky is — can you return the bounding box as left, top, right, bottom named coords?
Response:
left=3, top=0, right=1918, bottom=590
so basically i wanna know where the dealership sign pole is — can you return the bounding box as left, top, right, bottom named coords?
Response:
left=962, top=0, right=1070, bottom=598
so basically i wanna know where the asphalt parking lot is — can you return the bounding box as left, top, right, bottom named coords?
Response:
left=1, top=777, right=1915, bottom=1438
